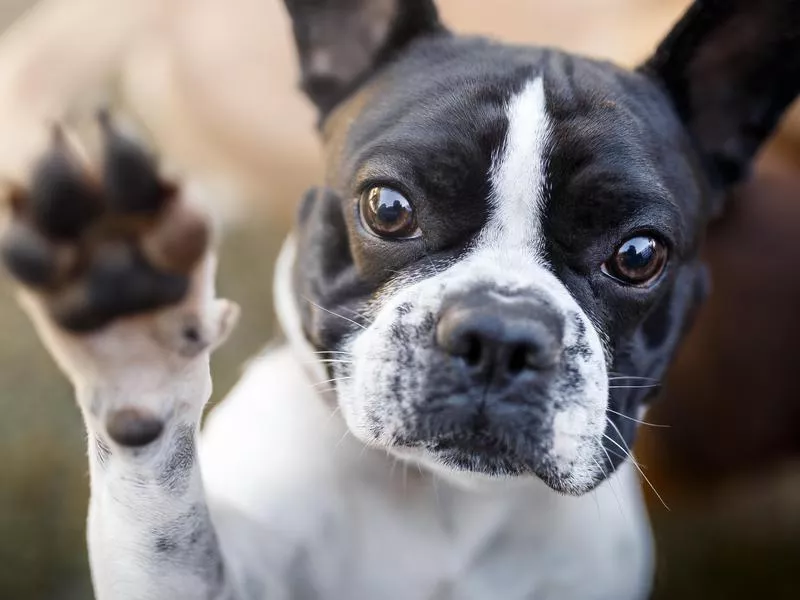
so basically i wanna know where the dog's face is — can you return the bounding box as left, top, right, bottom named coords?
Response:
left=283, top=0, right=799, bottom=494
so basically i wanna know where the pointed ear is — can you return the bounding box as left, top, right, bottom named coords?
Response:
left=640, top=0, right=800, bottom=188
left=282, top=0, right=443, bottom=119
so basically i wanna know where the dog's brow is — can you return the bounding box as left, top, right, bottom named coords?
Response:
left=484, top=76, right=551, bottom=258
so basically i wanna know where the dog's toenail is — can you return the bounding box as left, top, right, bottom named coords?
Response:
left=106, top=408, right=163, bottom=447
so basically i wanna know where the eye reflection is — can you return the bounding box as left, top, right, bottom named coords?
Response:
left=603, top=235, right=667, bottom=286
left=360, top=187, right=420, bottom=239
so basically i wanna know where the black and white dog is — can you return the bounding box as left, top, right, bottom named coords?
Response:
left=2, top=1, right=799, bottom=598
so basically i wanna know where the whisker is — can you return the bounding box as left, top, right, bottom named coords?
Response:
left=314, top=386, right=339, bottom=395
left=334, top=428, right=351, bottom=450
left=598, top=443, right=615, bottom=474
left=609, top=384, right=661, bottom=390
left=609, top=372, right=660, bottom=382
left=304, top=359, right=354, bottom=366
left=424, top=253, right=440, bottom=275
left=312, top=350, right=353, bottom=356
left=592, top=455, right=607, bottom=478
left=603, top=430, right=669, bottom=511
left=303, top=296, right=368, bottom=330
left=589, top=457, right=607, bottom=521
left=595, top=446, right=627, bottom=521
left=608, top=377, right=660, bottom=383
left=603, top=446, right=628, bottom=461
left=605, top=418, right=645, bottom=469
left=339, top=305, right=373, bottom=321
left=607, top=407, right=669, bottom=428
left=325, top=405, right=342, bottom=425
left=312, top=376, right=353, bottom=388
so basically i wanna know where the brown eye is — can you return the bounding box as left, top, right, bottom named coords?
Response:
left=603, top=236, right=667, bottom=286
left=360, top=186, right=420, bottom=239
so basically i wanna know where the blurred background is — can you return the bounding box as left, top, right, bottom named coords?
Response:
left=0, top=0, right=798, bottom=598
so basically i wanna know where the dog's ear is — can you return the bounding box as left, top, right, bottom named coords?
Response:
left=641, top=0, right=800, bottom=189
left=282, top=0, right=443, bottom=119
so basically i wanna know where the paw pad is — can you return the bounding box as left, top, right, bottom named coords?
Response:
left=106, top=407, right=164, bottom=447
left=1, top=114, right=209, bottom=332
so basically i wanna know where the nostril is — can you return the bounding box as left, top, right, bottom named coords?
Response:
left=464, top=334, right=482, bottom=367
left=436, top=297, right=565, bottom=377
left=508, top=345, right=528, bottom=375
left=106, top=408, right=163, bottom=447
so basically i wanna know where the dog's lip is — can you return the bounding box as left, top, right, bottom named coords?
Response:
left=426, top=435, right=537, bottom=477
left=429, top=434, right=507, bottom=455
left=426, top=437, right=599, bottom=494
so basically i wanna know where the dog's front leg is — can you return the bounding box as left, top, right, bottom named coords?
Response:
left=1, top=116, right=240, bottom=599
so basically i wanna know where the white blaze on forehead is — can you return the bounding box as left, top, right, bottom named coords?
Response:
left=485, top=76, right=551, bottom=256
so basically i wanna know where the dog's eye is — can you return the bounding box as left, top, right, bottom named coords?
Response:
left=603, top=236, right=667, bottom=286
left=359, top=186, right=420, bottom=239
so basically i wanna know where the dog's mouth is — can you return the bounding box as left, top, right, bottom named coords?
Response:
left=392, top=418, right=548, bottom=477
left=428, top=436, right=532, bottom=474
left=375, top=402, right=606, bottom=494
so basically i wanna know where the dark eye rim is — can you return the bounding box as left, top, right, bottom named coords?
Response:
left=356, top=183, right=422, bottom=241
left=601, top=233, right=670, bottom=288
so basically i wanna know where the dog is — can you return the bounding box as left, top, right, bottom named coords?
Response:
left=1, top=0, right=798, bottom=598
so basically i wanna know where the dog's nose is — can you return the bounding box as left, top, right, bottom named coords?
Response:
left=436, top=291, right=564, bottom=380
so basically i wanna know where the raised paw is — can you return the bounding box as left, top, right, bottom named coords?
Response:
left=1, top=115, right=239, bottom=448
left=1, top=116, right=209, bottom=333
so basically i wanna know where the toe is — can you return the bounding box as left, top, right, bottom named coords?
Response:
left=29, top=128, right=103, bottom=240
left=1, top=221, right=63, bottom=287
left=100, top=113, right=175, bottom=215
left=140, top=199, right=210, bottom=274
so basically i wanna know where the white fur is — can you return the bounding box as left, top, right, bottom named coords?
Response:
left=484, top=76, right=550, bottom=254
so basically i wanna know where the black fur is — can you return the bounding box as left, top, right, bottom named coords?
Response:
left=284, top=0, right=443, bottom=117
left=642, top=0, right=800, bottom=192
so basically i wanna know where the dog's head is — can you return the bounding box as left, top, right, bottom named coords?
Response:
left=279, top=0, right=800, bottom=494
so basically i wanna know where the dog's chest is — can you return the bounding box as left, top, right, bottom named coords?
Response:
left=337, top=470, right=651, bottom=600
left=200, top=347, right=653, bottom=600
left=338, top=472, right=537, bottom=599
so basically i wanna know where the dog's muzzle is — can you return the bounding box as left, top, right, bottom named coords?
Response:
left=399, top=286, right=568, bottom=466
